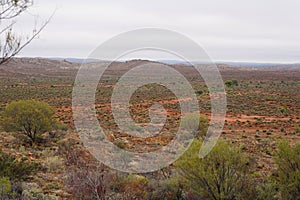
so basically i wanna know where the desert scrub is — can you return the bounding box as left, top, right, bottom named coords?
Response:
left=22, top=189, right=57, bottom=200
left=44, top=156, right=64, bottom=173
left=148, top=177, right=185, bottom=200
left=0, top=149, right=41, bottom=181
left=274, top=141, right=300, bottom=200
left=180, top=113, right=208, bottom=139
left=175, top=139, right=256, bottom=199
left=43, top=182, right=63, bottom=190
left=66, top=164, right=111, bottom=200
left=112, top=174, right=150, bottom=199
left=0, top=177, right=11, bottom=199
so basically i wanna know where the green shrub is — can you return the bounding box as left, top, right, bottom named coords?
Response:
left=149, top=178, right=185, bottom=200
left=53, top=121, right=68, bottom=131
left=275, top=141, right=300, bottom=200
left=0, top=177, right=11, bottom=197
left=225, top=79, right=238, bottom=87
left=279, top=105, right=289, bottom=115
left=232, top=79, right=239, bottom=86
left=256, top=180, right=278, bottom=200
left=181, top=113, right=208, bottom=139
left=112, top=174, right=149, bottom=196
left=22, top=189, right=56, bottom=200
left=225, top=80, right=233, bottom=87
left=295, top=119, right=300, bottom=134
left=43, top=182, right=63, bottom=190
left=0, top=149, right=41, bottom=181
left=2, top=100, right=60, bottom=143
left=175, top=139, right=256, bottom=200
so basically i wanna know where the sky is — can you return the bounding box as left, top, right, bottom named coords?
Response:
left=14, top=0, right=300, bottom=63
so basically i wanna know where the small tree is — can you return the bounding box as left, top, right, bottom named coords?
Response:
left=3, top=100, right=56, bottom=143
left=225, top=80, right=233, bottom=87
left=275, top=141, right=300, bottom=200
left=225, top=79, right=238, bottom=87
left=175, top=139, right=256, bottom=200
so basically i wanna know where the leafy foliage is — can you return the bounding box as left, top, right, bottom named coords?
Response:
left=225, top=79, right=239, bottom=87
left=275, top=141, right=300, bottom=200
left=2, top=100, right=57, bottom=143
left=175, top=139, right=256, bottom=200
left=256, top=180, right=278, bottom=200
left=0, top=177, right=11, bottom=196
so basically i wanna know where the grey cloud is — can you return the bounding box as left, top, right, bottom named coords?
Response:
left=16, top=0, right=300, bottom=62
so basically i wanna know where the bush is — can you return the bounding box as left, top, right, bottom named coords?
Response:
left=181, top=113, right=208, bottom=139
left=0, top=149, right=41, bottom=181
left=22, top=189, right=56, bottom=200
left=112, top=174, right=150, bottom=199
left=175, top=139, right=256, bottom=200
left=295, top=118, right=300, bottom=134
left=275, top=141, right=300, bottom=200
left=225, top=79, right=238, bottom=87
left=64, top=147, right=111, bottom=200
left=256, top=180, right=278, bottom=200
left=66, top=165, right=111, bottom=200
left=149, top=178, right=185, bottom=200
left=44, top=156, right=64, bottom=173
left=0, top=177, right=11, bottom=197
left=232, top=79, right=239, bottom=86
left=2, top=100, right=60, bottom=144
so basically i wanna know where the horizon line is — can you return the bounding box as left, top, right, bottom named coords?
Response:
left=14, top=56, right=300, bottom=65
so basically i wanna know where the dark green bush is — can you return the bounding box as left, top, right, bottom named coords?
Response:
left=0, top=149, right=41, bottom=181
left=232, top=79, right=239, bottom=86
left=225, top=79, right=239, bottom=87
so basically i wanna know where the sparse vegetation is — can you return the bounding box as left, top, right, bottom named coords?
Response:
left=0, top=58, right=299, bottom=198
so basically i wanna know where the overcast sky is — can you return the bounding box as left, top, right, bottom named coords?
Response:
left=15, top=0, right=300, bottom=63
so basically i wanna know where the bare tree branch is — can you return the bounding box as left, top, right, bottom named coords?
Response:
left=0, top=0, right=52, bottom=65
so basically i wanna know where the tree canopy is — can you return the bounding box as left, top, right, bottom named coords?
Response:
left=2, top=100, right=56, bottom=143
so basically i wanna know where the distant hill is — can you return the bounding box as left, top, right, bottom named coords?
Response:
left=47, top=57, right=103, bottom=63
left=6, top=57, right=300, bottom=73
left=42, top=57, right=300, bottom=69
